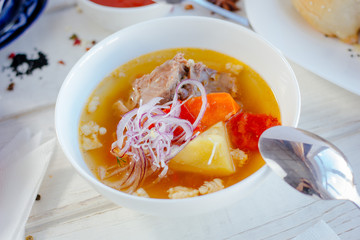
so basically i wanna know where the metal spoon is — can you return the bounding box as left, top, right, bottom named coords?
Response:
left=154, top=0, right=251, bottom=28
left=258, top=125, right=360, bottom=209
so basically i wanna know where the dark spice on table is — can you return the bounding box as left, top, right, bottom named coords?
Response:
left=7, top=51, right=48, bottom=76
left=347, top=47, right=360, bottom=58
left=36, top=194, right=41, bottom=201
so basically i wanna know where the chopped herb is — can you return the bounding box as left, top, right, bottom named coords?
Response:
left=117, top=157, right=126, bottom=166
left=70, top=33, right=81, bottom=46
left=69, top=33, right=78, bottom=40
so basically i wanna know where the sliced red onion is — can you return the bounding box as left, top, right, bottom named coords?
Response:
left=173, top=79, right=207, bottom=129
left=110, top=79, right=207, bottom=193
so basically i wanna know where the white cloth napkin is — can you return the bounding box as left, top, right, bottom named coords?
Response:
left=294, top=220, right=340, bottom=240
left=0, top=129, right=56, bottom=240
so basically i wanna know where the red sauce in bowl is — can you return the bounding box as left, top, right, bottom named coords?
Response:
left=89, top=0, right=155, bottom=8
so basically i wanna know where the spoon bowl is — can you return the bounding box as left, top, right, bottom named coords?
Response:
left=259, top=125, right=360, bottom=208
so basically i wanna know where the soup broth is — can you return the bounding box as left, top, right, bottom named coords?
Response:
left=79, top=48, right=280, bottom=199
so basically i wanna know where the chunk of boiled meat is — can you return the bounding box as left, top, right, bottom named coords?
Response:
left=130, top=53, right=238, bottom=106
left=130, top=53, right=215, bottom=105
left=184, top=58, right=238, bottom=97
left=204, top=72, right=238, bottom=96
left=131, top=53, right=186, bottom=105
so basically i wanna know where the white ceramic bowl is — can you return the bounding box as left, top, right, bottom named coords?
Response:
left=77, top=0, right=172, bottom=32
left=55, top=16, right=301, bottom=216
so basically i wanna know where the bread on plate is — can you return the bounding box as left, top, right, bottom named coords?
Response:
left=292, top=0, right=360, bottom=44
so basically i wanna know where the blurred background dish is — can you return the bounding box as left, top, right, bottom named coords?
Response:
left=77, top=0, right=172, bottom=32
left=0, top=0, right=47, bottom=50
left=291, top=0, right=360, bottom=45
left=245, top=0, right=360, bottom=96
left=0, top=0, right=26, bottom=35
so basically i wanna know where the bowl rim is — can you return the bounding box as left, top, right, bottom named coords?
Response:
left=78, top=0, right=167, bottom=12
left=55, top=15, right=301, bottom=206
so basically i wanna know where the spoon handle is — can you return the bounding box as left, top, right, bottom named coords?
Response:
left=350, top=195, right=360, bottom=209
left=349, top=188, right=360, bottom=209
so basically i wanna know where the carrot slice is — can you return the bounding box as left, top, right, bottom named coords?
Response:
left=184, top=92, right=241, bottom=131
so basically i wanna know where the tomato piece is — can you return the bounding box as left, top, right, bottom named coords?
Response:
left=173, top=103, right=198, bottom=137
left=179, top=104, right=196, bottom=124
left=161, top=102, right=199, bottom=138
left=162, top=102, right=196, bottom=124
left=226, top=112, right=280, bottom=151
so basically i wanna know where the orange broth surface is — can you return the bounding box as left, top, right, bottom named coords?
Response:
left=79, top=48, right=281, bottom=199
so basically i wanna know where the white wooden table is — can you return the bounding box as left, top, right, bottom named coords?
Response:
left=1, top=1, right=359, bottom=239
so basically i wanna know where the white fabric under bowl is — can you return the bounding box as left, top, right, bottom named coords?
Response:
left=55, top=16, right=301, bottom=216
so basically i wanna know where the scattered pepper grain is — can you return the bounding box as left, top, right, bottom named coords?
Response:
left=36, top=194, right=41, bottom=201
left=7, top=82, right=14, bottom=91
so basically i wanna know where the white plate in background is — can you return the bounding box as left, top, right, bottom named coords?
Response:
left=245, top=0, right=360, bottom=95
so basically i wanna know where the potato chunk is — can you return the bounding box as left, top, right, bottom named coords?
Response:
left=169, top=122, right=235, bottom=176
